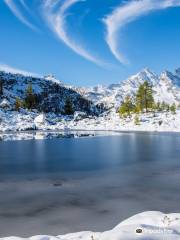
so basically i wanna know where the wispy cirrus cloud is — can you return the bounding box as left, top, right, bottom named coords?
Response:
left=19, top=0, right=32, bottom=14
left=103, top=0, right=180, bottom=64
left=42, top=0, right=107, bottom=67
left=0, top=63, right=41, bottom=77
left=19, top=0, right=28, bottom=9
left=3, top=0, right=38, bottom=31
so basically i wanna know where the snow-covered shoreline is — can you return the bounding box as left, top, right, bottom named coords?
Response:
left=0, top=109, right=180, bottom=140
left=1, top=211, right=180, bottom=240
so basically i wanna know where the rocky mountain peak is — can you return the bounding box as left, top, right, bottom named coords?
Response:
left=124, top=68, right=159, bottom=90
left=83, top=68, right=180, bottom=107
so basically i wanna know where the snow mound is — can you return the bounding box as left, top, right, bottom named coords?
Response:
left=0, top=99, right=10, bottom=108
left=74, top=111, right=87, bottom=121
left=1, top=211, right=180, bottom=240
left=34, top=114, right=45, bottom=124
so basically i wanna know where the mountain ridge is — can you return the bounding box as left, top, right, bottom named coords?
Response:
left=0, top=71, right=103, bottom=115
left=80, top=68, right=180, bottom=108
left=0, top=67, right=180, bottom=114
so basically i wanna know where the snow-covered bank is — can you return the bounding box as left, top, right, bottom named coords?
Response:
left=1, top=211, right=180, bottom=239
left=0, top=109, right=180, bottom=138
left=0, top=67, right=180, bottom=138
left=70, top=110, right=180, bottom=133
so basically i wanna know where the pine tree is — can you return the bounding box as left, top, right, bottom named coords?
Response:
left=15, top=97, right=22, bottom=111
left=119, top=96, right=134, bottom=118
left=151, top=101, right=157, bottom=113
left=134, top=104, right=141, bottom=114
left=24, top=83, right=36, bottom=110
left=170, top=103, right=176, bottom=114
left=64, top=98, right=74, bottom=115
left=136, top=84, right=144, bottom=112
left=155, top=101, right=161, bottom=112
left=134, top=114, right=140, bottom=125
left=161, top=102, right=167, bottom=112
left=119, top=103, right=127, bottom=118
left=136, top=81, right=154, bottom=113
left=166, top=104, right=170, bottom=112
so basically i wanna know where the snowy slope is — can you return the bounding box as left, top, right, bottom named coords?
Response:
left=1, top=211, right=180, bottom=240
left=82, top=68, right=180, bottom=108
left=156, top=71, right=180, bottom=104
left=0, top=71, right=103, bottom=115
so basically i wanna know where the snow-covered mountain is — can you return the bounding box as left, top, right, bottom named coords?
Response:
left=0, top=68, right=180, bottom=133
left=0, top=67, right=180, bottom=116
left=0, top=71, right=103, bottom=115
left=81, top=68, right=180, bottom=109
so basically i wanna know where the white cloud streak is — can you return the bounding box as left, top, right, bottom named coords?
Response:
left=104, top=0, right=180, bottom=64
left=42, top=0, right=107, bottom=67
left=3, top=0, right=38, bottom=31
left=19, top=0, right=28, bottom=9
left=19, top=0, right=32, bottom=14
left=0, top=63, right=41, bottom=77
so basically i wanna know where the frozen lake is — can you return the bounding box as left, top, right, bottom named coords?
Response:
left=0, top=132, right=180, bottom=237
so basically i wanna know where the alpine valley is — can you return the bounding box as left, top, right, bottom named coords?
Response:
left=0, top=67, right=180, bottom=138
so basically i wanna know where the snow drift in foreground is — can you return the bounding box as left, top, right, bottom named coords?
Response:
left=1, top=211, right=180, bottom=240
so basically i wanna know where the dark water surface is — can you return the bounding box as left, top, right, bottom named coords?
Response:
left=0, top=132, right=180, bottom=237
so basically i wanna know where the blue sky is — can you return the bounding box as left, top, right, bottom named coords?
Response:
left=1, top=0, right=180, bottom=86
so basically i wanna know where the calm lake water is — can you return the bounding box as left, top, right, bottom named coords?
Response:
left=0, top=132, right=180, bottom=237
